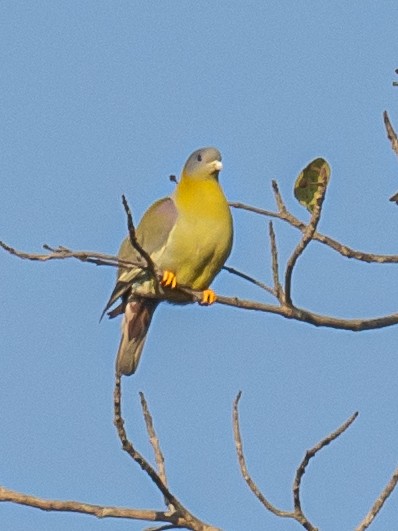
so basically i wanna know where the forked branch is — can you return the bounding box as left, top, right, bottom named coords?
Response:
left=3, top=239, right=398, bottom=332
left=233, top=392, right=358, bottom=531
left=113, top=375, right=220, bottom=530
left=0, top=383, right=220, bottom=530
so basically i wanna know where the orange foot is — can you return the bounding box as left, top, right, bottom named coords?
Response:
left=200, top=289, right=217, bottom=305
left=161, top=270, right=177, bottom=289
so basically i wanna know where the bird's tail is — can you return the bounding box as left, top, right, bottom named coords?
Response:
left=116, top=299, right=158, bottom=376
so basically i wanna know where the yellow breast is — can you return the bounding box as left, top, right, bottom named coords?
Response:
left=154, top=174, right=233, bottom=290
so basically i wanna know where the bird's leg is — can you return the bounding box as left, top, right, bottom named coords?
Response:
left=161, top=270, right=177, bottom=289
left=161, top=271, right=217, bottom=305
left=200, top=289, right=217, bottom=305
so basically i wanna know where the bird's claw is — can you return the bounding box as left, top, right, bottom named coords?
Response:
left=161, top=270, right=177, bottom=289
left=200, top=289, right=217, bottom=305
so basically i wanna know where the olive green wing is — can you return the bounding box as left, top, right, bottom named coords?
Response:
left=101, top=197, right=178, bottom=318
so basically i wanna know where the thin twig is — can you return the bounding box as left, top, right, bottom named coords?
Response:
left=122, top=195, right=159, bottom=287
left=234, top=396, right=360, bottom=531
left=0, top=241, right=141, bottom=270
left=268, top=221, right=283, bottom=301
left=356, top=465, right=398, bottom=531
left=222, top=265, right=274, bottom=296
left=232, top=392, right=296, bottom=519
left=113, top=375, right=180, bottom=510
left=113, top=376, right=220, bottom=531
left=4, top=241, right=398, bottom=332
left=272, top=180, right=287, bottom=213
left=293, top=412, right=359, bottom=515
left=139, top=392, right=169, bottom=500
left=229, top=199, right=398, bottom=264
left=284, top=165, right=328, bottom=305
left=0, top=486, right=169, bottom=522
left=383, top=111, right=398, bottom=157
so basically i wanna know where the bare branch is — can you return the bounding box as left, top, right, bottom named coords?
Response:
left=284, top=166, right=328, bottom=305
left=3, top=240, right=398, bottom=332
left=233, top=392, right=318, bottom=530
left=356, top=465, right=398, bottom=531
left=113, top=375, right=180, bottom=509
left=232, top=392, right=295, bottom=519
left=139, top=391, right=170, bottom=509
left=113, top=375, right=220, bottom=531
left=272, top=179, right=288, bottom=214
left=229, top=200, right=398, bottom=264
left=0, top=241, right=142, bottom=270
left=222, top=265, right=274, bottom=296
left=0, top=486, right=167, bottom=522
left=234, top=396, right=360, bottom=531
left=269, top=221, right=283, bottom=301
left=215, top=294, right=398, bottom=332
left=122, top=195, right=160, bottom=285
left=383, top=111, right=398, bottom=203
left=293, top=412, right=358, bottom=515
left=384, top=110, right=398, bottom=157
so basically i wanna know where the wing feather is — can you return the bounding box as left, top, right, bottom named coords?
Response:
left=101, top=197, right=178, bottom=318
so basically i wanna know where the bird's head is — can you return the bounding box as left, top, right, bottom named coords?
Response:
left=181, top=147, right=223, bottom=182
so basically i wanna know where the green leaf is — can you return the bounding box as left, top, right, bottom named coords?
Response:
left=294, top=158, right=331, bottom=212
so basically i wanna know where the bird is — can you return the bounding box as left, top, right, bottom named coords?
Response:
left=103, top=147, right=233, bottom=376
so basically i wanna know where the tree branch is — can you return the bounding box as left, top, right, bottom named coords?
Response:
left=284, top=167, right=328, bottom=305
left=113, top=375, right=220, bottom=531
left=232, top=392, right=296, bottom=520
left=234, top=395, right=360, bottom=531
left=384, top=110, right=398, bottom=158
left=356, top=465, right=398, bottom=531
left=0, top=486, right=168, bottom=522
left=269, top=221, right=283, bottom=301
left=293, top=412, right=358, bottom=519
left=122, top=194, right=160, bottom=285
left=222, top=265, right=274, bottom=296
left=139, top=391, right=170, bottom=507
left=229, top=192, right=398, bottom=266
left=232, top=392, right=317, bottom=531
left=3, top=241, right=398, bottom=332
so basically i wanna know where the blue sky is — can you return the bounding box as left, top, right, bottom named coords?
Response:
left=1, top=2, right=398, bottom=530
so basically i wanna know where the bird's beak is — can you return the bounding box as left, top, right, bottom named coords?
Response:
left=211, top=160, right=223, bottom=173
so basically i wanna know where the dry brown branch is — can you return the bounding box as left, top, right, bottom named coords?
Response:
left=113, top=375, right=219, bottom=531
left=384, top=110, right=398, bottom=157
left=384, top=111, right=398, bottom=203
left=222, top=264, right=274, bottom=295
left=230, top=182, right=398, bottom=265
left=293, top=412, right=358, bottom=515
left=215, top=295, right=398, bottom=331
left=232, top=392, right=295, bottom=520
left=284, top=167, right=328, bottom=305
left=269, top=221, right=283, bottom=301
left=0, top=385, right=220, bottom=530
left=122, top=194, right=160, bottom=285
left=0, top=240, right=142, bottom=270
left=233, top=395, right=361, bottom=531
left=356, top=465, right=398, bottom=531
left=3, top=240, right=398, bottom=332
left=139, top=391, right=170, bottom=511
left=232, top=392, right=317, bottom=530
left=0, top=486, right=170, bottom=522
left=113, top=375, right=179, bottom=508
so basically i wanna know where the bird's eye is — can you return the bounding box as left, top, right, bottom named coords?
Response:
left=197, top=154, right=202, bottom=162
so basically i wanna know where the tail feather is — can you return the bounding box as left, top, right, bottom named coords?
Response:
left=116, top=299, right=158, bottom=375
